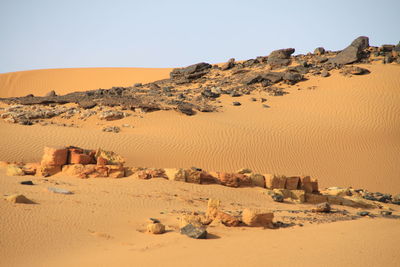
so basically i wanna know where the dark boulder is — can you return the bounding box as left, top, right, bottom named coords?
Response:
left=283, top=72, right=303, bottom=84
left=221, top=58, right=235, bottom=71
left=329, top=36, right=369, bottom=65
left=314, top=47, right=325, bottom=55
left=267, top=48, right=295, bottom=68
left=180, top=224, right=207, bottom=239
left=78, top=101, right=97, bottom=109
left=176, top=103, right=196, bottom=116
left=170, top=62, right=212, bottom=81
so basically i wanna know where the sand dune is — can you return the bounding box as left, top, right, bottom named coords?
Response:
left=0, top=67, right=171, bottom=98
left=0, top=64, right=399, bottom=193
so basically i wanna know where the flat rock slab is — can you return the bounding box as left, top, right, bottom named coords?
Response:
left=47, top=187, right=73, bottom=195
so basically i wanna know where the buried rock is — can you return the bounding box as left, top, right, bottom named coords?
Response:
left=5, top=194, right=34, bottom=204
left=6, top=165, right=25, bottom=176
left=313, top=202, right=331, bottom=213
left=47, top=187, right=73, bottom=195
left=147, top=222, right=166, bottom=234
left=180, top=224, right=208, bottom=239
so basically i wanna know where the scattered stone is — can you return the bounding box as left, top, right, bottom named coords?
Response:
left=313, top=202, right=331, bottom=213
left=357, top=211, right=370, bottom=217
left=99, top=110, right=125, bottom=121
left=5, top=194, right=34, bottom=204
left=47, top=187, right=73, bottom=194
left=45, top=90, right=57, bottom=97
left=380, top=211, right=392, bottom=216
left=321, top=70, right=330, bottom=77
left=267, top=48, right=295, bottom=68
left=180, top=224, right=207, bottom=239
left=147, top=222, right=166, bottom=234
left=102, top=126, right=121, bottom=133
left=217, top=172, right=252, bottom=187
left=95, top=148, right=125, bottom=165
left=78, top=101, right=96, bottom=109
left=164, top=168, right=187, bottom=182
left=342, top=66, right=370, bottom=75
left=232, top=102, right=241, bottom=106
left=176, top=103, right=196, bottom=116
left=170, top=62, right=212, bottom=82
left=271, top=194, right=284, bottom=202
left=241, top=208, right=274, bottom=227
left=20, top=180, right=34, bottom=185
left=221, top=58, right=235, bottom=71
left=6, top=165, right=25, bottom=176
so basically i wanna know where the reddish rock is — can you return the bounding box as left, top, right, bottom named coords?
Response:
left=217, top=172, right=252, bottom=187
left=108, top=165, right=125, bottom=178
left=39, top=164, right=62, bottom=177
left=22, top=162, right=40, bottom=175
left=200, top=172, right=219, bottom=184
left=285, top=176, right=300, bottom=190
left=299, top=176, right=319, bottom=193
left=41, top=147, right=68, bottom=166
left=70, top=152, right=93, bottom=165
left=96, top=157, right=108, bottom=166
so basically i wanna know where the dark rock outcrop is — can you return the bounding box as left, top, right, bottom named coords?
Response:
left=329, top=36, right=369, bottom=65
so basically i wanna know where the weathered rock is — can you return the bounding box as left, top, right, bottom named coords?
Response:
left=299, top=176, right=319, bottom=193
left=180, top=214, right=210, bottom=228
left=221, top=58, right=235, bottom=71
left=314, top=47, right=325, bottom=55
left=5, top=194, right=34, bottom=204
left=70, top=151, right=94, bottom=165
left=232, top=102, right=241, bottom=106
left=283, top=72, right=303, bottom=84
left=267, top=48, right=295, bottom=68
left=62, top=164, right=85, bottom=176
left=185, top=169, right=202, bottom=184
left=329, top=36, right=369, bottom=65
left=241, top=208, right=274, bottom=227
left=237, top=168, right=252, bottom=174
left=147, top=223, right=165, bottom=234
left=22, top=162, right=40, bottom=175
left=45, top=90, right=57, bottom=97
left=47, top=187, right=73, bottom=194
left=39, top=164, right=62, bottom=177
left=285, top=176, right=300, bottom=190
left=180, top=224, right=207, bottom=239
left=217, top=172, right=252, bottom=187
left=321, top=70, right=330, bottom=77
left=271, top=194, right=284, bottom=202
left=164, top=168, right=187, bottom=182
left=6, top=165, right=25, bottom=176
left=249, top=173, right=265, bottom=188
left=41, top=147, right=68, bottom=166
left=108, top=165, right=125, bottom=178
left=99, top=110, right=125, bottom=121
left=102, top=126, right=121, bottom=133
left=305, top=193, right=328, bottom=204
left=78, top=101, right=96, bottom=109
left=95, top=148, right=124, bottom=165
left=290, top=190, right=305, bottom=203
left=357, top=211, right=370, bottom=216
left=170, top=62, right=212, bottom=81
left=199, top=172, right=219, bottom=184
left=342, top=66, right=370, bottom=75
left=265, top=174, right=286, bottom=189
left=313, top=202, right=331, bottom=213
left=176, top=103, right=196, bottom=116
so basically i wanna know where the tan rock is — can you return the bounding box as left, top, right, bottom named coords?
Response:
left=22, top=162, right=40, bottom=175
left=0, top=161, right=9, bottom=169
left=6, top=164, right=25, bottom=176
left=237, top=168, right=252, bottom=174
left=70, top=152, right=93, bottom=165
left=290, top=190, right=305, bottom=203
left=265, top=174, right=286, bottom=189
left=323, top=187, right=352, bottom=197
left=186, top=169, right=202, bottom=184
left=41, top=147, right=68, bottom=166
left=242, top=208, right=274, bottom=227
left=5, top=194, right=34, bottom=204
left=249, top=173, right=265, bottom=188
left=180, top=214, right=210, bottom=228
left=95, top=148, right=124, bottom=165
left=164, top=168, right=187, bottom=182
left=273, top=189, right=292, bottom=199
left=39, top=164, right=62, bottom=177
left=300, top=176, right=319, bottom=193
left=147, top=223, right=165, bottom=234
left=62, top=164, right=85, bottom=176
left=305, top=193, right=328, bottom=204
left=199, top=172, right=219, bottom=184
left=285, top=176, right=300, bottom=190
left=108, top=165, right=125, bottom=178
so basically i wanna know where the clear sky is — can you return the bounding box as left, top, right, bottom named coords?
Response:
left=0, top=0, right=399, bottom=73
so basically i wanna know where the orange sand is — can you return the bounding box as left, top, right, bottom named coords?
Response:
left=1, top=63, right=400, bottom=266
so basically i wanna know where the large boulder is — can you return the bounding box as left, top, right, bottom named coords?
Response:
left=265, top=174, right=287, bottom=189
left=329, top=36, right=369, bottom=65
left=164, top=168, right=187, bottom=182
left=41, top=147, right=68, bottom=166
left=5, top=194, right=34, bottom=204
left=170, top=62, right=212, bottom=82
left=267, top=48, right=295, bottom=68
left=217, top=172, right=252, bottom=187
left=95, top=148, right=124, bottom=165
left=241, top=208, right=274, bottom=227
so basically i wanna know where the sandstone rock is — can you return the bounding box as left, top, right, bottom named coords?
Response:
left=271, top=194, right=284, bottom=202
left=22, top=162, right=40, bottom=175
left=213, top=211, right=240, bottom=227
left=237, top=168, right=252, bottom=174
left=95, top=148, right=124, bottom=165
left=265, top=174, right=286, bottom=189
left=299, top=176, right=319, bottom=193
left=285, top=176, right=300, bottom=190
left=305, top=193, right=328, bottom=204
left=180, top=214, right=210, bottom=228
left=249, top=173, right=265, bottom=188
left=290, top=190, right=305, bottom=203
left=185, top=169, right=202, bottom=184
left=313, top=202, right=331, bottom=213
left=39, top=164, right=62, bottom=177
left=147, top=223, right=165, bottom=234
left=41, top=147, right=68, bottom=166
left=164, top=168, right=187, bottom=182
left=78, top=100, right=96, bottom=109
left=102, top=126, right=121, bottom=133
left=217, top=172, right=252, bottom=187
left=321, top=70, right=330, bottom=77
left=329, top=36, right=369, bottom=65
left=6, top=164, right=25, bottom=176
left=199, top=172, right=219, bottom=184
left=180, top=224, right=207, bottom=239
left=5, top=194, right=34, bottom=204
left=324, top=187, right=352, bottom=197
left=45, top=90, right=57, bottom=97
left=242, top=208, right=274, bottom=227
left=273, top=188, right=292, bottom=199
left=99, top=110, right=125, bottom=121
left=62, top=164, right=85, bottom=176
left=343, top=66, right=370, bottom=75
left=108, top=165, right=125, bottom=178
left=70, top=152, right=93, bottom=165
left=0, top=161, right=8, bottom=169
left=47, top=187, right=73, bottom=194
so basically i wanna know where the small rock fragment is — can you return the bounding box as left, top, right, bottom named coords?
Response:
left=20, top=180, right=34, bottom=185
left=5, top=194, right=34, bottom=204
left=147, top=223, right=166, bottom=234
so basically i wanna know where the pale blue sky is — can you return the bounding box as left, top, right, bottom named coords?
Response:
left=0, top=0, right=399, bottom=73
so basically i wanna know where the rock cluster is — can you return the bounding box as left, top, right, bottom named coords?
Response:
left=2, top=36, right=397, bottom=126
left=5, top=146, right=127, bottom=178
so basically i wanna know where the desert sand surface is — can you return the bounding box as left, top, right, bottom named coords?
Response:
left=1, top=171, right=399, bottom=267
left=0, top=67, right=172, bottom=98
left=1, top=46, right=400, bottom=266
left=0, top=64, right=399, bottom=193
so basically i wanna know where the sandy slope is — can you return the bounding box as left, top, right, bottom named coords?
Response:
left=0, top=63, right=399, bottom=193
left=0, top=67, right=171, bottom=98
left=0, top=171, right=399, bottom=267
